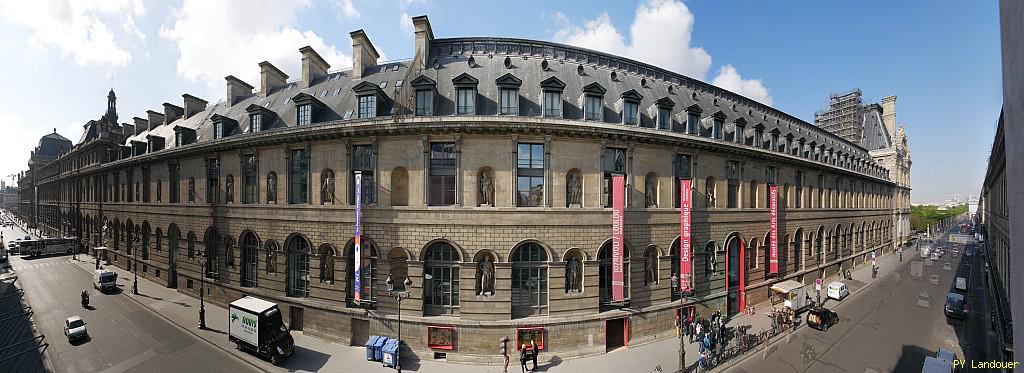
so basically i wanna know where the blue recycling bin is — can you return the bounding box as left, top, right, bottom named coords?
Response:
left=373, top=336, right=389, bottom=361
left=364, top=336, right=380, bottom=361
left=382, top=339, right=400, bottom=368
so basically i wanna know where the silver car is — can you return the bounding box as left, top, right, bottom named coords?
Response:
left=64, top=316, right=88, bottom=341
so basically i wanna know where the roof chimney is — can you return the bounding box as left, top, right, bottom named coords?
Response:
left=412, top=15, right=434, bottom=69
left=146, top=111, right=165, bottom=132
left=225, top=75, right=254, bottom=106
left=258, top=61, right=288, bottom=97
left=880, top=95, right=897, bottom=139
left=132, top=117, right=147, bottom=135
left=350, top=30, right=379, bottom=79
left=300, top=46, right=331, bottom=88
left=182, top=94, right=208, bottom=118
left=163, top=103, right=184, bottom=126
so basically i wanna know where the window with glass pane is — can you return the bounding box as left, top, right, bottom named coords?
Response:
left=415, top=90, right=432, bottom=116
left=289, top=149, right=308, bottom=204
left=658, top=108, right=671, bottom=129
left=287, top=237, right=310, bottom=297
left=670, top=240, right=684, bottom=300
left=603, top=147, right=627, bottom=207
left=735, top=125, right=745, bottom=143
left=687, top=112, right=699, bottom=134
left=713, top=118, right=723, bottom=139
left=351, top=145, right=376, bottom=204
left=727, top=161, right=740, bottom=208
left=765, top=166, right=777, bottom=206
left=243, top=154, right=257, bottom=204
left=500, top=88, right=518, bottom=115
left=456, top=88, right=475, bottom=114
left=297, top=104, right=311, bottom=126
left=517, top=143, right=544, bottom=207
left=429, top=143, right=456, bottom=206
left=250, top=114, right=261, bottom=133
left=423, top=243, right=460, bottom=315
left=623, top=101, right=639, bottom=125
left=358, top=95, right=376, bottom=118
left=795, top=171, right=803, bottom=208
left=175, top=132, right=183, bottom=147
left=207, top=159, right=219, bottom=204
left=770, top=133, right=779, bottom=150
left=169, top=164, right=180, bottom=203
left=214, top=123, right=223, bottom=139
left=511, top=243, right=548, bottom=318
left=673, top=154, right=692, bottom=208
left=755, top=129, right=764, bottom=148
left=543, top=91, right=561, bottom=117
left=585, top=95, right=602, bottom=120
left=241, top=233, right=259, bottom=287
left=346, top=242, right=377, bottom=307
left=599, top=242, right=630, bottom=307
left=142, top=168, right=150, bottom=202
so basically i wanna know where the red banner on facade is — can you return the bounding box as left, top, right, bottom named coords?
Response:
left=611, top=175, right=625, bottom=302
left=679, top=179, right=692, bottom=293
left=769, top=184, right=779, bottom=275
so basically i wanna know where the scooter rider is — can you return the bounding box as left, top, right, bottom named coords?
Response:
left=81, top=290, right=89, bottom=307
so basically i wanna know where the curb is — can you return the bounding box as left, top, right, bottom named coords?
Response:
left=3, top=267, right=57, bottom=373
left=69, top=257, right=271, bottom=373
left=706, top=248, right=910, bottom=373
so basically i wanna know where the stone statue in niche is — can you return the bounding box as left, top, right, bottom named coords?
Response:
left=319, top=249, right=334, bottom=283
left=321, top=170, right=336, bottom=205
left=567, top=172, right=582, bottom=207
left=267, top=173, right=278, bottom=204
left=187, top=178, right=196, bottom=203
left=706, top=247, right=718, bottom=277
left=266, top=245, right=277, bottom=274
left=645, top=253, right=657, bottom=285
left=479, top=172, right=494, bottom=206
left=476, top=255, right=495, bottom=296
left=225, top=175, right=234, bottom=203
left=565, top=256, right=581, bottom=293
left=645, top=182, right=657, bottom=207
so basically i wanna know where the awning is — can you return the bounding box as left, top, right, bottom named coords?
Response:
left=770, top=279, right=805, bottom=293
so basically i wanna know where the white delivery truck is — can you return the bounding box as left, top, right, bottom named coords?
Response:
left=770, top=280, right=810, bottom=311
left=93, top=270, right=117, bottom=292
left=228, top=296, right=295, bottom=365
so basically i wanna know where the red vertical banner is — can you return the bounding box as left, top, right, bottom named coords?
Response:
left=769, top=185, right=779, bottom=275
left=611, top=175, right=625, bottom=302
left=739, top=239, right=746, bottom=310
left=679, top=179, right=692, bottom=293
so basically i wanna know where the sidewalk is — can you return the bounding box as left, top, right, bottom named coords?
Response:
left=65, top=243, right=911, bottom=373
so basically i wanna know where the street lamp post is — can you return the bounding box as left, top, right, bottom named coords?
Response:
left=196, top=250, right=214, bottom=330
left=386, top=274, right=413, bottom=373
left=671, top=274, right=686, bottom=373
left=132, top=231, right=139, bottom=295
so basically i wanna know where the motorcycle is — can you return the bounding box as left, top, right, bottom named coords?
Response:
left=81, top=291, right=89, bottom=308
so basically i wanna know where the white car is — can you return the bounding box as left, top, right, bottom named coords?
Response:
left=64, top=316, right=88, bottom=341
left=827, top=282, right=849, bottom=301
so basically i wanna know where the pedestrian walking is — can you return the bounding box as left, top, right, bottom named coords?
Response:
left=519, top=344, right=528, bottom=373
left=500, top=336, right=510, bottom=373
left=530, top=340, right=539, bottom=371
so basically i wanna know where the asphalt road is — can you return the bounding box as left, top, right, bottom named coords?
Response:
left=2, top=221, right=254, bottom=373
left=728, top=224, right=977, bottom=373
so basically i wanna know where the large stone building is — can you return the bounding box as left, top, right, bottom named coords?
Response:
left=980, top=111, right=1013, bottom=362
left=12, top=16, right=906, bottom=362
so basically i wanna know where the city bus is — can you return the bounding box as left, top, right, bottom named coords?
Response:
left=21, top=237, right=80, bottom=258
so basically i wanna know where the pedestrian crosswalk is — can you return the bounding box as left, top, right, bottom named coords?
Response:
left=10, top=259, right=72, bottom=271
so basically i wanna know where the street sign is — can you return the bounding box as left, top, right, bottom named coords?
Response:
left=815, top=278, right=822, bottom=291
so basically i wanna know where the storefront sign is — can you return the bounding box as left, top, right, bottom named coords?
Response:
left=769, top=184, right=779, bottom=275
left=354, top=173, right=362, bottom=302
left=679, top=179, right=692, bottom=293
left=516, top=326, right=545, bottom=350
left=611, top=175, right=625, bottom=302
left=427, top=325, right=455, bottom=350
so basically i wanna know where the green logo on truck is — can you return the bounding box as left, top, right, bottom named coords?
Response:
left=242, top=315, right=257, bottom=328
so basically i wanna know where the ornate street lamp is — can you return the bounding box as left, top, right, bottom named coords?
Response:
left=671, top=274, right=687, bottom=373
left=195, top=247, right=216, bottom=330
left=386, top=274, right=413, bottom=373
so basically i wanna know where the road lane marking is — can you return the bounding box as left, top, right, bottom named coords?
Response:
left=95, top=349, right=158, bottom=373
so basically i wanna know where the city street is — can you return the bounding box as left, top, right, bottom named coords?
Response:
left=727, top=221, right=989, bottom=373
left=1, top=222, right=254, bottom=373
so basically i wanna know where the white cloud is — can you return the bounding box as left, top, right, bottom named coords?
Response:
left=0, top=0, right=145, bottom=67
left=711, top=65, right=773, bottom=105
left=553, top=0, right=773, bottom=105
left=399, top=12, right=414, bottom=36
left=334, top=0, right=360, bottom=19
left=160, top=0, right=353, bottom=99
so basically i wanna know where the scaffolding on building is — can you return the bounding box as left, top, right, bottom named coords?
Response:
left=814, top=89, right=863, bottom=144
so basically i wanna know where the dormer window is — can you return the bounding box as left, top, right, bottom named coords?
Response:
left=411, top=75, right=437, bottom=116
left=291, top=92, right=325, bottom=126
left=785, top=135, right=794, bottom=154
left=146, top=135, right=165, bottom=152
left=358, top=95, right=376, bottom=118
left=210, top=114, right=238, bottom=140
left=250, top=113, right=261, bottom=133
left=620, top=89, right=642, bottom=125
left=685, top=105, right=702, bottom=135
left=214, top=122, right=224, bottom=139
left=452, top=72, right=479, bottom=115
left=711, top=112, right=725, bottom=140
left=770, top=131, right=780, bottom=150
left=496, top=73, right=522, bottom=116
left=734, top=118, right=746, bottom=144
left=754, top=125, right=764, bottom=148
left=540, top=76, right=565, bottom=118
left=655, top=97, right=674, bottom=130
left=175, top=132, right=183, bottom=147
left=245, top=104, right=276, bottom=133
left=583, top=82, right=607, bottom=121
left=352, top=81, right=390, bottom=119
left=173, top=126, right=197, bottom=147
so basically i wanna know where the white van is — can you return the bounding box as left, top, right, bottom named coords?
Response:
left=955, top=277, right=968, bottom=292
left=94, top=270, right=117, bottom=292
left=827, top=282, right=849, bottom=300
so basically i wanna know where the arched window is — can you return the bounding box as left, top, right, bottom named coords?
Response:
left=511, top=243, right=549, bottom=318
left=423, top=242, right=461, bottom=315
left=598, top=240, right=630, bottom=309
left=240, top=232, right=259, bottom=287
left=346, top=239, right=378, bottom=307
left=793, top=229, right=804, bottom=271
left=141, top=222, right=150, bottom=261
left=748, top=237, right=760, bottom=270
left=670, top=238, right=690, bottom=300
left=204, top=228, right=219, bottom=279
left=286, top=235, right=311, bottom=297
left=125, top=219, right=134, bottom=255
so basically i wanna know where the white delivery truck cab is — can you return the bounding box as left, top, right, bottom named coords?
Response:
left=770, top=280, right=810, bottom=311
left=93, top=270, right=117, bottom=292
left=228, top=296, right=294, bottom=365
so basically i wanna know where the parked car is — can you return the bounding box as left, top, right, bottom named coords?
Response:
left=64, top=316, right=88, bottom=341
left=827, top=282, right=849, bottom=301
left=944, top=293, right=968, bottom=320
left=806, top=307, right=839, bottom=331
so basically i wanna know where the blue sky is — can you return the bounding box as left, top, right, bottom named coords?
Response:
left=0, top=0, right=1003, bottom=204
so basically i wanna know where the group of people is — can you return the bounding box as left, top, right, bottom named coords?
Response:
left=501, top=337, right=540, bottom=373
left=679, top=310, right=732, bottom=369
left=768, top=306, right=796, bottom=331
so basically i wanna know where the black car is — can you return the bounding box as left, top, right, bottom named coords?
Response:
left=806, top=307, right=839, bottom=331
left=944, top=293, right=968, bottom=319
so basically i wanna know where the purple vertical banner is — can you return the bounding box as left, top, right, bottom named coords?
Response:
left=354, top=172, right=362, bottom=302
